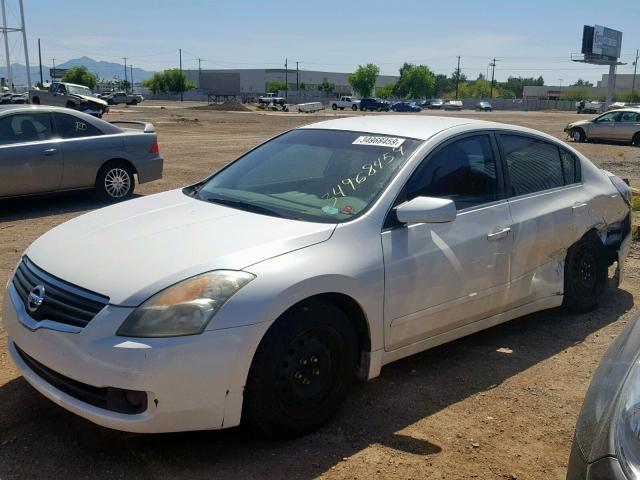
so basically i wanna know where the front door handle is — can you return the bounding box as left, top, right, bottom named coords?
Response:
left=487, top=227, right=511, bottom=241
left=42, top=148, right=57, bottom=156
left=572, top=202, right=588, bottom=210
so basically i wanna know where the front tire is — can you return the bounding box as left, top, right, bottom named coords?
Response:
left=571, top=128, right=586, bottom=143
left=563, top=233, right=607, bottom=312
left=332, top=104, right=337, bottom=110
left=351, top=104, right=358, bottom=111
left=95, top=161, right=135, bottom=201
left=243, top=300, right=358, bottom=437
left=632, top=132, right=640, bottom=147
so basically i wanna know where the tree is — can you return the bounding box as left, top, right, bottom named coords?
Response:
left=503, top=76, right=545, bottom=98
left=266, top=80, right=287, bottom=93
left=142, top=69, right=196, bottom=94
left=572, top=78, right=594, bottom=87
left=348, top=64, right=379, bottom=97
left=142, top=72, right=166, bottom=94
left=114, top=79, right=131, bottom=91
left=376, top=82, right=395, bottom=98
left=61, top=66, right=97, bottom=90
left=394, top=63, right=435, bottom=98
left=317, top=78, right=335, bottom=93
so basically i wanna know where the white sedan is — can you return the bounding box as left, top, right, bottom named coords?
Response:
left=3, top=116, right=632, bottom=436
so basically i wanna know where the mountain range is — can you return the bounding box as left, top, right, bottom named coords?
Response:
left=0, top=56, right=156, bottom=86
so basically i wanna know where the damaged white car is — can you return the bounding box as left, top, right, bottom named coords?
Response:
left=3, top=116, right=632, bottom=436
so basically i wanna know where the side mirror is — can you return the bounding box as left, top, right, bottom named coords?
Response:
left=395, top=196, right=456, bottom=224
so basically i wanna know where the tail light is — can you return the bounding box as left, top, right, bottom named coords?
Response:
left=149, top=142, right=160, bottom=154
left=609, top=174, right=632, bottom=206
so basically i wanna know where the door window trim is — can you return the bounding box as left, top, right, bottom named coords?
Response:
left=382, top=130, right=507, bottom=230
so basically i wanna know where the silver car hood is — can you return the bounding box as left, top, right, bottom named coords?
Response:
left=26, top=189, right=336, bottom=306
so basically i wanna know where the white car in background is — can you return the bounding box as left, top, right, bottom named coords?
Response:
left=3, top=116, right=632, bottom=436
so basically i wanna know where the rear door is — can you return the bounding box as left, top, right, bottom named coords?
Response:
left=615, top=111, right=640, bottom=142
left=498, top=133, right=588, bottom=307
left=382, top=133, right=513, bottom=350
left=0, top=111, right=63, bottom=196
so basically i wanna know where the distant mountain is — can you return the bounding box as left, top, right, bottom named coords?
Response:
left=0, top=56, right=155, bottom=86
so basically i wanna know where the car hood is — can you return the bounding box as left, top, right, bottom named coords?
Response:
left=26, top=189, right=337, bottom=306
left=567, top=119, right=592, bottom=129
left=73, top=94, right=108, bottom=106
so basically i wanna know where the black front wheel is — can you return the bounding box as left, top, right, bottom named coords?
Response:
left=243, top=300, right=358, bottom=437
left=563, top=233, right=607, bottom=312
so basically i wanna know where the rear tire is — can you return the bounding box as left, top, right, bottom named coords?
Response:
left=632, top=132, right=640, bottom=146
left=332, top=104, right=337, bottom=110
left=31, top=96, right=40, bottom=105
left=563, top=233, right=607, bottom=313
left=95, top=161, right=135, bottom=201
left=243, top=300, right=358, bottom=437
left=351, top=104, right=358, bottom=111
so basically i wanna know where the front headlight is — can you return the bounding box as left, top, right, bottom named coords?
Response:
left=117, top=270, right=255, bottom=338
left=615, top=358, right=640, bottom=478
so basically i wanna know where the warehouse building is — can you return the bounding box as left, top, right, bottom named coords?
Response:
left=184, top=68, right=398, bottom=96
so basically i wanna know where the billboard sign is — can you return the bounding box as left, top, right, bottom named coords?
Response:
left=49, top=68, right=69, bottom=79
left=581, top=25, right=623, bottom=62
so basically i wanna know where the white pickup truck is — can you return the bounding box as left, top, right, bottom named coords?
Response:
left=29, top=82, right=109, bottom=117
left=106, top=91, right=144, bottom=105
left=331, top=96, right=360, bottom=111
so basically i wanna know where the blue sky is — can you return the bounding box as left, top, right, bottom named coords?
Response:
left=4, top=0, right=640, bottom=85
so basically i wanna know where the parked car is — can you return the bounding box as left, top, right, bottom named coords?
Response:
left=106, top=92, right=144, bottom=106
left=426, top=98, right=445, bottom=109
left=390, top=101, right=422, bottom=112
left=359, top=97, right=390, bottom=111
left=576, top=100, right=604, bottom=114
left=443, top=100, right=463, bottom=111
left=29, top=82, right=109, bottom=117
left=0, top=105, right=163, bottom=200
left=10, top=93, right=28, bottom=104
left=564, top=108, right=640, bottom=146
left=331, top=96, right=360, bottom=111
left=3, top=115, right=631, bottom=437
left=475, top=101, right=493, bottom=112
left=0, top=92, right=13, bottom=104
left=567, top=313, right=640, bottom=479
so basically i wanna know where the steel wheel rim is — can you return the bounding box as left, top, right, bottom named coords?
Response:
left=104, top=168, right=131, bottom=198
left=276, top=327, right=341, bottom=412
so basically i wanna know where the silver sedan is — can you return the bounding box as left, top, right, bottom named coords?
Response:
left=0, top=105, right=163, bottom=200
left=565, top=108, right=640, bottom=146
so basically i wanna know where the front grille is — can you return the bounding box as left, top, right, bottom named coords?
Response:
left=12, top=257, right=109, bottom=328
left=15, top=344, right=147, bottom=415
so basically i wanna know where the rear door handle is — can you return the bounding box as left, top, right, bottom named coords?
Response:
left=42, top=148, right=57, bottom=156
left=572, top=202, right=588, bottom=210
left=487, top=227, right=511, bottom=241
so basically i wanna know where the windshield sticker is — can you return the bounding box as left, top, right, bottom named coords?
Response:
left=353, top=136, right=405, bottom=148
left=341, top=205, right=353, bottom=214
left=321, top=205, right=340, bottom=215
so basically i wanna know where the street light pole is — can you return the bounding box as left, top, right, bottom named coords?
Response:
left=632, top=49, right=639, bottom=102
left=455, top=55, right=461, bottom=99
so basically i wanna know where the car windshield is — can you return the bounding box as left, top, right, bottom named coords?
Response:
left=190, top=129, right=421, bottom=223
left=67, top=85, right=93, bottom=96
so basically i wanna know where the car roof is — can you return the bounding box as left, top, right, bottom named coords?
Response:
left=300, top=115, right=501, bottom=140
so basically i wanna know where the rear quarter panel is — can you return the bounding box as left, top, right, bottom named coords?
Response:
left=60, top=134, right=127, bottom=189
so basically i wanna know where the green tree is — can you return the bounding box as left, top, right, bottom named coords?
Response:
left=376, top=82, right=396, bottom=98
left=503, top=76, right=545, bottom=98
left=394, top=63, right=435, bottom=98
left=141, top=72, right=167, bottom=94
left=560, top=86, right=592, bottom=101
left=317, top=78, right=335, bottom=93
left=115, top=79, right=131, bottom=91
left=266, top=80, right=287, bottom=93
left=163, top=69, right=196, bottom=93
left=348, top=64, right=379, bottom=97
left=61, top=66, right=97, bottom=90
left=572, top=78, right=594, bottom=87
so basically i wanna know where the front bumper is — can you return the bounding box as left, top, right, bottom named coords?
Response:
left=3, top=282, right=269, bottom=433
left=567, top=439, right=627, bottom=479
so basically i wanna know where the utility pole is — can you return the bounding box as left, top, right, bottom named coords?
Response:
left=284, top=58, right=288, bottom=99
left=122, top=57, right=128, bottom=92
left=179, top=48, right=183, bottom=101
left=296, top=61, right=299, bottom=93
left=489, top=58, right=497, bottom=99
left=37, top=38, right=43, bottom=86
left=130, top=64, right=133, bottom=93
left=455, top=55, right=461, bottom=99
left=18, top=0, right=30, bottom=87
left=51, top=58, right=55, bottom=81
left=632, top=49, right=639, bottom=102
left=197, top=57, right=202, bottom=88
left=1, top=0, right=12, bottom=87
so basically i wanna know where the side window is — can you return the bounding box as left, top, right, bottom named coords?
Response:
left=0, top=113, right=52, bottom=145
left=559, top=149, right=581, bottom=185
left=596, top=111, right=622, bottom=123
left=406, top=134, right=498, bottom=210
left=53, top=113, right=103, bottom=139
left=621, top=111, right=640, bottom=123
left=501, top=134, right=564, bottom=196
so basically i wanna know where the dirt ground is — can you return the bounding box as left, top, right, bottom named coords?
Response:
left=1, top=104, right=639, bottom=480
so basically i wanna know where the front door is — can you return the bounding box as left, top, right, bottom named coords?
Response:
left=0, top=112, right=63, bottom=197
left=382, top=133, right=512, bottom=350
left=589, top=111, right=621, bottom=141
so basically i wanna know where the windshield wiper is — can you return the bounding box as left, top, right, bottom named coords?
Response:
left=205, top=196, right=286, bottom=218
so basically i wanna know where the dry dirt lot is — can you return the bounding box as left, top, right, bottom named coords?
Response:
left=1, top=104, right=639, bottom=480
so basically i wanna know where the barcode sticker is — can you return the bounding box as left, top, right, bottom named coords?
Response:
left=352, top=136, right=405, bottom=148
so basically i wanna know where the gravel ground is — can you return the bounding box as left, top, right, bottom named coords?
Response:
left=0, top=105, right=638, bottom=480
